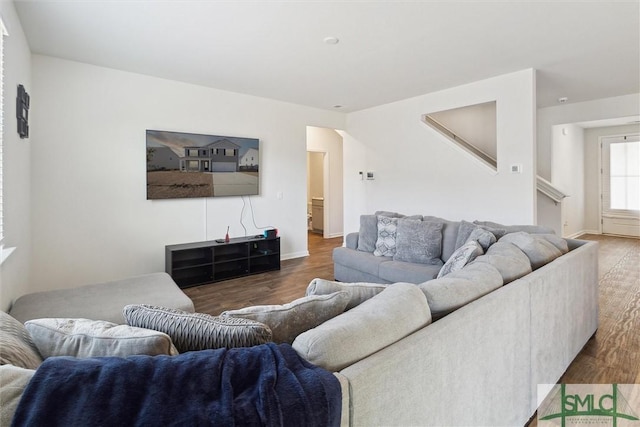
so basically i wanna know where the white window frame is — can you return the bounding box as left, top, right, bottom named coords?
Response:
left=0, top=17, right=13, bottom=265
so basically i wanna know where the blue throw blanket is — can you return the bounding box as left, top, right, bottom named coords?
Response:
left=12, top=343, right=341, bottom=427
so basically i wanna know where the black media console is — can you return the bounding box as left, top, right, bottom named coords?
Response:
left=165, top=236, right=280, bottom=288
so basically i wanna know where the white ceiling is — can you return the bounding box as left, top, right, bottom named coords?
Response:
left=13, top=0, right=640, bottom=113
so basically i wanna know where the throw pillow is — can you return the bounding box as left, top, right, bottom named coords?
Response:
left=356, top=214, right=378, bottom=252
left=0, top=311, right=42, bottom=369
left=221, top=291, right=350, bottom=344
left=453, top=220, right=478, bottom=250
left=123, top=305, right=272, bottom=352
left=437, top=240, right=484, bottom=278
left=465, top=227, right=497, bottom=251
left=0, top=365, right=35, bottom=427
left=393, top=219, right=443, bottom=264
left=373, top=216, right=399, bottom=257
left=305, top=278, right=388, bottom=310
left=24, top=318, right=179, bottom=358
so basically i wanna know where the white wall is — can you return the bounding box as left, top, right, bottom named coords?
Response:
left=306, top=126, right=344, bottom=238
left=537, top=94, right=640, bottom=181
left=551, top=124, right=585, bottom=238
left=427, top=101, right=497, bottom=160
left=0, top=2, right=32, bottom=311
left=29, top=55, right=344, bottom=293
left=584, top=123, right=640, bottom=233
left=343, top=69, right=537, bottom=235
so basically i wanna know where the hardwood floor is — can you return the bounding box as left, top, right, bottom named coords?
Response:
left=183, top=232, right=342, bottom=315
left=560, top=234, right=640, bottom=385
left=184, top=231, right=640, bottom=406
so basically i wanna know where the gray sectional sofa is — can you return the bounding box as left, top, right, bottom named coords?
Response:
left=309, top=212, right=598, bottom=425
left=1, top=215, right=599, bottom=426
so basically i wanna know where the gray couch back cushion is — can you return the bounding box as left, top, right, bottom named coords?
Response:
left=293, top=282, right=431, bottom=372
left=418, top=262, right=503, bottom=319
left=474, top=242, right=532, bottom=284
left=499, top=232, right=566, bottom=270
left=306, top=278, right=388, bottom=310
left=474, top=220, right=554, bottom=237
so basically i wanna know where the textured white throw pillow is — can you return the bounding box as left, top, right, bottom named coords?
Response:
left=25, top=318, right=179, bottom=358
left=437, top=240, right=484, bottom=278
left=373, top=216, right=399, bottom=257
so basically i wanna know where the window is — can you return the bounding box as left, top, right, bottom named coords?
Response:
left=0, top=18, right=7, bottom=246
left=601, top=134, right=640, bottom=237
left=609, top=140, right=639, bottom=210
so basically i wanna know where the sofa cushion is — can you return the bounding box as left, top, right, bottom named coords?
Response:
left=394, top=219, right=443, bottom=264
left=221, top=292, right=350, bottom=344
left=378, top=260, right=442, bottom=284
left=292, top=282, right=431, bottom=372
left=123, top=305, right=272, bottom=352
left=473, top=220, right=554, bottom=237
left=373, top=216, right=399, bottom=257
left=418, top=262, right=503, bottom=319
left=8, top=272, right=195, bottom=324
left=357, top=214, right=378, bottom=252
left=422, top=216, right=461, bottom=261
left=474, top=241, right=532, bottom=284
left=333, top=246, right=391, bottom=278
left=374, top=211, right=422, bottom=220
left=0, top=311, right=42, bottom=369
left=24, top=318, right=179, bottom=358
left=0, top=365, right=35, bottom=427
left=437, top=240, right=484, bottom=278
left=306, top=278, right=388, bottom=310
left=499, top=232, right=565, bottom=270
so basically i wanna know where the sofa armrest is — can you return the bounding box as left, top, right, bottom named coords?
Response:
left=345, top=232, right=359, bottom=250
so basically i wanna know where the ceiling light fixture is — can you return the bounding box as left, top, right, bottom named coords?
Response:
left=333, top=105, right=343, bottom=109
left=324, top=36, right=340, bottom=45
left=558, top=97, right=568, bottom=103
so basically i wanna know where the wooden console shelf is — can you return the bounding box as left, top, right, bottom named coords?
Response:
left=165, top=236, right=280, bottom=288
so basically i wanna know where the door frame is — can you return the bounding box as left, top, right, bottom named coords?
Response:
left=307, top=149, right=330, bottom=238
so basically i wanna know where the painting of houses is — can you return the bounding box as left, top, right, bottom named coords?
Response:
left=146, top=130, right=260, bottom=199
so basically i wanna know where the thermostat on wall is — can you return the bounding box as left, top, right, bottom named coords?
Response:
left=510, top=164, right=523, bottom=174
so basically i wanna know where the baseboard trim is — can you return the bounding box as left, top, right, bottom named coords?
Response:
left=567, top=229, right=600, bottom=238
left=565, top=230, right=586, bottom=239
left=281, top=250, right=309, bottom=261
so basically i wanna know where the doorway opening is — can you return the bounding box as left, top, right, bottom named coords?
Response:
left=306, top=126, right=344, bottom=245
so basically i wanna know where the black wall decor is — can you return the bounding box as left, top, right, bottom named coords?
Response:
left=16, top=84, right=30, bottom=139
